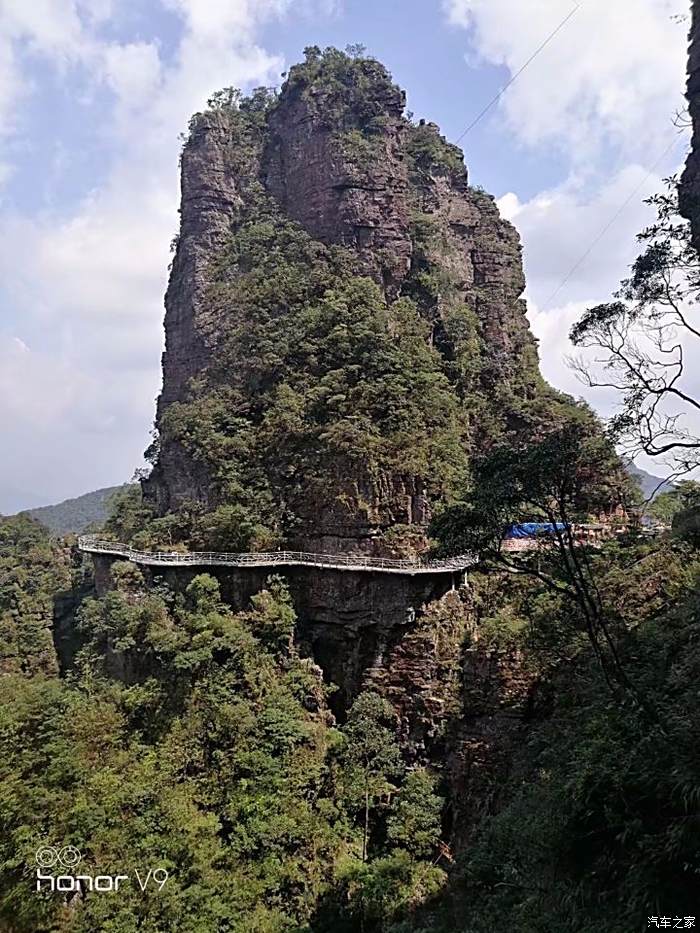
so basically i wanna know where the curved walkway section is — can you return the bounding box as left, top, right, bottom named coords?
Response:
left=78, top=536, right=477, bottom=577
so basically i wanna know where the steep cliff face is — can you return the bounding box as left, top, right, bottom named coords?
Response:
left=144, top=49, right=545, bottom=557
left=404, top=131, right=538, bottom=410
left=146, top=106, right=252, bottom=515
left=681, top=2, right=700, bottom=249
left=263, top=67, right=412, bottom=294
left=92, top=549, right=462, bottom=722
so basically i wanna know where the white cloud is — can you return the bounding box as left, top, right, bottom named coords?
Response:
left=0, top=0, right=299, bottom=510
left=163, top=0, right=293, bottom=40
left=444, top=0, right=687, bottom=163
left=0, top=331, right=158, bottom=513
left=0, top=28, right=21, bottom=132
left=445, top=0, right=695, bottom=477
left=526, top=298, right=614, bottom=407
left=515, top=160, right=700, bottom=476
left=501, top=162, right=672, bottom=309
left=527, top=293, right=700, bottom=477
left=101, top=41, right=163, bottom=107
left=76, top=0, right=114, bottom=26
left=0, top=0, right=104, bottom=147
left=0, top=0, right=86, bottom=55
left=508, top=164, right=668, bottom=402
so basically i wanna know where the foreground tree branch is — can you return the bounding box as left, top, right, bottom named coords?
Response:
left=431, top=416, right=639, bottom=695
left=570, top=179, right=700, bottom=476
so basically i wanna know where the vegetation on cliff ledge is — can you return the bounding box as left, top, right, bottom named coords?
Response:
left=154, top=209, right=469, bottom=550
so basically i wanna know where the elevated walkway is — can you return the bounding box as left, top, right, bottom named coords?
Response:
left=78, top=536, right=477, bottom=577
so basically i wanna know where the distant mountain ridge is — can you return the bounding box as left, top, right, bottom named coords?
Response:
left=22, top=485, right=132, bottom=536
left=626, top=463, right=676, bottom=500
left=11, top=464, right=673, bottom=538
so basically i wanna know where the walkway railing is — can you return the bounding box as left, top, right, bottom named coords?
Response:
left=78, top=536, right=477, bottom=577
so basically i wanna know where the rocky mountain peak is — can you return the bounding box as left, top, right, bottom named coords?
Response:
left=144, top=47, right=549, bottom=559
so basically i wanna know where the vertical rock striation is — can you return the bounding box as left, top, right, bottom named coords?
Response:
left=147, top=110, right=242, bottom=513
left=263, top=69, right=412, bottom=294
left=681, top=1, right=700, bottom=250
left=145, top=49, right=545, bottom=557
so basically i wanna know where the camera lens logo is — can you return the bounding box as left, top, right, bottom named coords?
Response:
left=35, top=846, right=82, bottom=869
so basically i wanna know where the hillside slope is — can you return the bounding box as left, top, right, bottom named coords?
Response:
left=23, top=485, right=131, bottom=535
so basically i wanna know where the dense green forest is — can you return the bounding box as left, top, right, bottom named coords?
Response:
left=2, top=501, right=699, bottom=931
left=1, top=518, right=449, bottom=932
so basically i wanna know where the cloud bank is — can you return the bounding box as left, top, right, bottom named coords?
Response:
left=0, top=0, right=296, bottom=512
left=444, top=0, right=690, bottom=472
left=444, top=0, right=687, bottom=161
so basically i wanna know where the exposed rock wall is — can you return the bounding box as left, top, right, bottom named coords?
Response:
left=447, top=643, right=535, bottom=849
left=146, top=110, right=244, bottom=513
left=681, top=2, right=700, bottom=250
left=406, top=140, right=536, bottom=396
left=92, top=552, right=460, bottom=720
left=264, top=77, right=412, bottom=294
left=145, top=52, right=540, bottom=550
left=160, top=111, right=243, bottom=411
left=363, top=589, right=474, bottom=755
left=287, top=471, right=432, bottom=558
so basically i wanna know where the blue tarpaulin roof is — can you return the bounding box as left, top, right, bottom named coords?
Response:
left=505, top=523, right=568, bottom=539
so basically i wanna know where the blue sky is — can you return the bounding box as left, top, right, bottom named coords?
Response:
left=0, top=0, right=691, bottom=512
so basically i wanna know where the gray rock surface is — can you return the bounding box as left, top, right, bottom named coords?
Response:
left=680, top=3, right=700, bottom=249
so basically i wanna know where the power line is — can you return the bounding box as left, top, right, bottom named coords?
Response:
left=542, top=133, right=685, bottom=311
left=455, top=3, right=581, bottom=144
